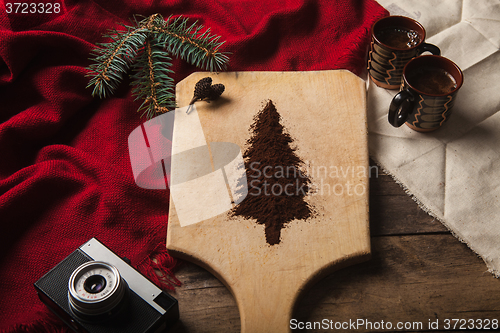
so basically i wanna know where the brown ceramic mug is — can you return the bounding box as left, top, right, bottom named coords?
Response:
left=368, top=16, right=441, bottom=89
left=388, top=55, right=463, bottom=132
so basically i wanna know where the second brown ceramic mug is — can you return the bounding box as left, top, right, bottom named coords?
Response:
left=368, top=16, right=441, bottom=89
left=388, top=55, right=463, bottom=132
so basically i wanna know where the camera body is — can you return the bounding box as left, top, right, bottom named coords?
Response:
left=34, top=238, right=179, bottom=333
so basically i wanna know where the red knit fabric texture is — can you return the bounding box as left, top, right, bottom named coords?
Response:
left=0, top=0, right=387, bottom=331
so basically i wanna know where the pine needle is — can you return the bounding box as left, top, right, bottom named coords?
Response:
left=152, top=15, right=230, bottom=72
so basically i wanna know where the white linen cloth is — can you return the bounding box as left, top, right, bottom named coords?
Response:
left=370, top=0, right=500, bottom=275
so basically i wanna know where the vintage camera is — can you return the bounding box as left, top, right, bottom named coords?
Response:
left=34, top=238, right=179, bottom=333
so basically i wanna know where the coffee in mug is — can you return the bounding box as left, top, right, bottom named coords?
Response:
left=376, top=27, right=421, bottom=49
left=388, top=55, right=463, bottom=132
left=368, top=16, right=441, bottom=89
left=406, top=66, right=457, bottom=95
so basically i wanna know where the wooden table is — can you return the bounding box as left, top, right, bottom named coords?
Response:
left=166, top=159, right=500, bottom=332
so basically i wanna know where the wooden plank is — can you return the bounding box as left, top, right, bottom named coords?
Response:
left=167, top=71, right=370, bottom=332
left=369, top=159, right=449, bottom=236
left=295, top=234, right=500, bottom=332
left=168, top=233, right=500, bottom=333
left=166, top=264, right=240, bottom=333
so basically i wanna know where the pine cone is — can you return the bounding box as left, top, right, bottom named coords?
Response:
left=188, top=77, right=225, bottom=113
left=207, top=83, right=225, bottom=101
left=190, top=77, right=213, bottom=105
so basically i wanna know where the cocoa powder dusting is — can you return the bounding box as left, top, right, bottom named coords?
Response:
left=232, top=100, right=313, bottom=245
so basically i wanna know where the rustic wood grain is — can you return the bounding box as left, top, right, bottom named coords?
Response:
left=369, top=159, right=449, bottom=237
left=166, top=159, right=500, bottom=333
left=295, top=234, right=500, bottom=332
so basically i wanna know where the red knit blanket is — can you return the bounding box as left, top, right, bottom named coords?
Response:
left=0, top=1, right=387, bottom=331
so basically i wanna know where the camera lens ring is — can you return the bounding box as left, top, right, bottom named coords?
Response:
left=68, top=261, right=127, bottom=319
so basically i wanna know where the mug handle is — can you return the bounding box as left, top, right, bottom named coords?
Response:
left=418, top=43, right=440, bottom=56
left=388, top=90, right=415, bottom=127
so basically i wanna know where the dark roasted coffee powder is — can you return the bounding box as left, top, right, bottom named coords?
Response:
left=231, top=100, right=313, bottom=245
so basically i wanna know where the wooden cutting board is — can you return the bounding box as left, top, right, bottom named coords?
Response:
left=167, top=70, right=370, bottom=332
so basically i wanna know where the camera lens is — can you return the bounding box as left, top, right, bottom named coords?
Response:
left=84, top=275, right=106, bottom=294
left=68, top=261, right=127, bottom=320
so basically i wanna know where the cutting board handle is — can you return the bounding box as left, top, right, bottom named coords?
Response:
left=234, top=282, right=295, bottom=333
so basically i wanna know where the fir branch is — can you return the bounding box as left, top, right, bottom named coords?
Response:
left=131, top=37, right=175, bottom=119
left=87, top=26, right=148, bottom=98
left=153, top=15, right=230, bottom=72
left=86, top=13, right=230, bottom=119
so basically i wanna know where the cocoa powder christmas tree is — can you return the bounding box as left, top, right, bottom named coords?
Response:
left=232, top=100, right=313, bottom=245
